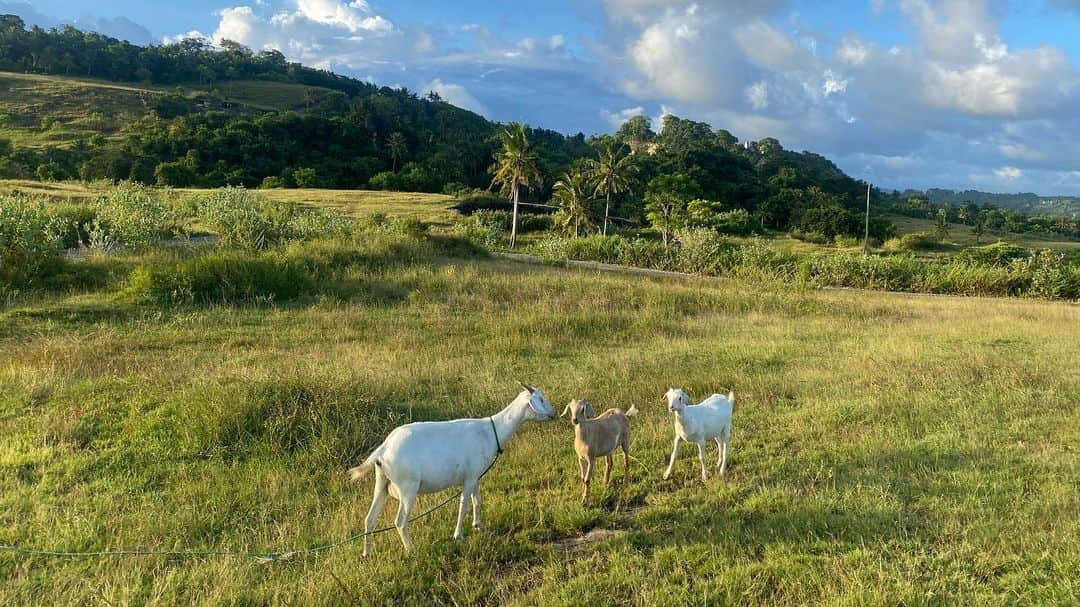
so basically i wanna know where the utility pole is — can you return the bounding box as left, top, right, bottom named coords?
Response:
left=863, top=182, right=872, bottom=253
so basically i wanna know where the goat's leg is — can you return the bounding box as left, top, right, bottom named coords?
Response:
left=604, top=455, right=612, bottom=484
left=696, top=440, right=708, bottom=483
left=453, top=479, right=478, bottom=540
left=714, top=437, right=724, bottom=469
left=621, top=444, right=629, bottom=482
left=471, top=487, right=484, bottom=530
left=719, top=428, right=730, bottom=476
left=662, top=436, right=681, bottom=480
left=394, top=481, right=419, bottom=552
left=362, top=469, right=390, bottom=557
left=581, top=458, right=594, bottom=505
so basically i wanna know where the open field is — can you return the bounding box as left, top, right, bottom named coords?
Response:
left=888, top=214, right=1080, bottom=251
left=242, top=188, right=457, bottom=226
left=1, top=230, right=1077, bottom=605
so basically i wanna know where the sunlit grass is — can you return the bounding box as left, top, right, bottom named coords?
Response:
left=0, top=234, right=1077, bottom=605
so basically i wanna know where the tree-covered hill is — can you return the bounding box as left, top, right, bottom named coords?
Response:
left=1, top=16, right=897, bottom=238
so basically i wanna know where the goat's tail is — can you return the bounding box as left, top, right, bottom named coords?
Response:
left=346, top=447, right=382, bottom=482
left=626, top=404, right=639, bottom=417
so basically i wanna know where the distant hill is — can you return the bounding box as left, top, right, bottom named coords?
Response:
left=0, top=15, right=904, bottom=239
left=905, top=188, right=1080, bottom=218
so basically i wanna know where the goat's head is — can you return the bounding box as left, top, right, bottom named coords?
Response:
left=518, top=381, right=556, bottom=421
left=560, top=399, right=595, bottom=425
left=663, top=388, right=690, bottom=413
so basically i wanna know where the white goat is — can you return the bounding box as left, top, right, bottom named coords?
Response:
left=662, top=388, right=734, bottom=483
left=560, top=399, right=638, bottom=505
left=347, top=383, right=556, bottom=556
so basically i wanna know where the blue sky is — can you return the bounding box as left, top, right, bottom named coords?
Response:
left=7, top=1, right=1080, bottom=195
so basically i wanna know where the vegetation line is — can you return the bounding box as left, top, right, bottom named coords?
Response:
left=493, top=250, right=1079, bottom=304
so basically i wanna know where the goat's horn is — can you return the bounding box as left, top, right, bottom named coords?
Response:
left=518, top=381, right=535, bottom=393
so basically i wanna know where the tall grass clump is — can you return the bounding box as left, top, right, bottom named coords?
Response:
left=0, top=194, right=65, bottom=291
left=197, top=186, right=352, bottom=249
left=89, top=181, right=175, bottom=251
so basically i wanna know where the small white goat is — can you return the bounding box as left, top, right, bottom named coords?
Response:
left=347, top=383, right=556, bottom=556
left=662, top=388, right=734, bottom=483
left=561, top=399, right=638, bottom=505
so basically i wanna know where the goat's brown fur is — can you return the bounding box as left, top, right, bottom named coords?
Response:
left=562, top=399, right=637, bottom=505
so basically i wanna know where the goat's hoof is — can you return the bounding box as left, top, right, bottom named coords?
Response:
left=662, top=473, right=670, bottom=481
left=472, top=523, right=485, bottom=531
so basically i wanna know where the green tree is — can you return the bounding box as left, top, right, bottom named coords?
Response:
left=615, top=115, right=654, bottom=146
left=293, top=167, right=318, bottom=188
left=973, top=214, right=987, bottom=244
left=551, top=170, right=595, bottom=237
left=934, top=207, right=950, bottom=242
left=490, top=123, right=542, bottom=248
left=386, top=132, right=408, bottom=172
left=644, top=174, right=700, bottom=245
left=583, top=139, right=633, bottom=235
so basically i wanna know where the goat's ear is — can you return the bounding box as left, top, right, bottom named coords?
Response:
left=518, top=381, right=535, bottom=394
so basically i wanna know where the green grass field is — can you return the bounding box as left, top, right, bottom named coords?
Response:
left=888, top=215, right=1080, bottom=251
left=1, top=224, right=1077, bottom=604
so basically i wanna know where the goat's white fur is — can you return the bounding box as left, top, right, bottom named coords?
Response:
left=662, top=388, right=734, bottom=483
left=347, top=384, right=555, bottom=556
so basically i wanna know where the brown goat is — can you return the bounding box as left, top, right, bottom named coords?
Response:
left=561, top=399, right=638, bottom=505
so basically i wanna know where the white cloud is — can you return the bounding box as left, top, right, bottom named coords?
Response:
left=424, top=79, right=488, bottom=115
left=746, top=81, right=769, bottom=110
left=837, top=37, right=871, bottom=66
left=994, top=166, right=1023, bottom=181
left=822, top=70, right=847, bottom=96
left=601, top=106, right=647, bottom=128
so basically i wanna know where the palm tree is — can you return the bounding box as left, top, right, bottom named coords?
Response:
left=552, top=170, right=595, bottom=237
left=490, top=123, right=542, bottom=248
left=386, top=132, right=407, bottom=172
left=584, top=139, right=634, bottom=235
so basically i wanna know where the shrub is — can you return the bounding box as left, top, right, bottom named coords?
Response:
left=293, top=167, right=319, bottom=188
left=676, top=228, right=730, bottom=274
left=713, top=209, right=757, bottom=236
left=197, top=187, right=352, bottom=249
left=450, top=212, right=506, bottom=249
left=90, top=182, right=173, bottom=251
left=958, top=242, right=1029, bottom=266
left=127, top=250, right=312, bottom=304
left=260, top=176, right=286, bottom=189
left=48, top=204, right=97, bottom=248
left=884, top=232, right=940, bottom=252
left=368, top=171, right=402, bottom=191
left=0, top=195, right=66, bottom=290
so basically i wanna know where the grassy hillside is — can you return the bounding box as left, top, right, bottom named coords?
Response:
left=0, top=71, right=336, bottom=149
left=1, top=225, right=1078, bottom=604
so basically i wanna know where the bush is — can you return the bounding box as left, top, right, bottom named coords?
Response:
left=260, top=176, right=286, bottom=189
left=368, top=171, right=402, bottom=191
left=0, top=195, right=66, bottom=290
left=90, top=182, right=174, bottom=251
left=884, top=232, right=940, bottom=252
left=676, top=228, right=731, bottom=274
left=293, top=167, right=319, bottom=188
left=713, top=209, right=757, bottom=236
left=450, top=212, right=506, bottom=249
left=48, top=204, right=97, bottom=248
left=958, top=242, right=1029, bottom=266
left=127, top=250, right=312, bottom=304
left=197, top=187, right=352, bottom=249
